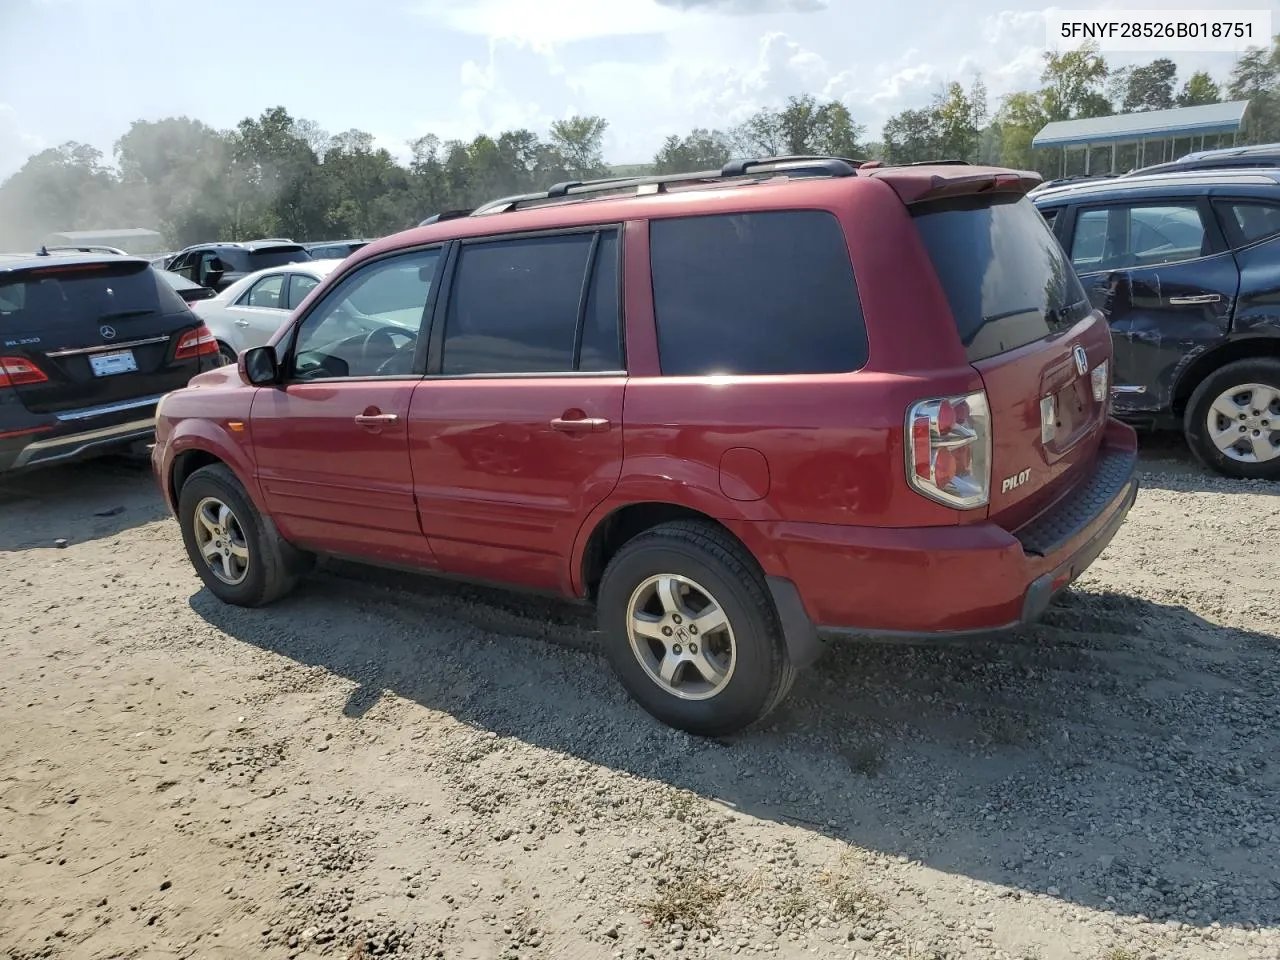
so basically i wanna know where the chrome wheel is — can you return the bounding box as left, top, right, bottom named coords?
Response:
left=626, top=574, right=736, bottom=701
left=192, top=496, right=250, bottom=585
left=1206, top=382, right=1280, bottom=464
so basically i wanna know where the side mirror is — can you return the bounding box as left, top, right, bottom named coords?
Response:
left=240, top=345, right=280, bottom=386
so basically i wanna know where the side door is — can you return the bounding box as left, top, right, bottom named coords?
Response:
left=1211, top=194, right=1280, bottom=338
left=409, top=227, right=626, bottom=594
left=249, top=246, right=445, bottom=568
left=222, top=272, right=290, bottom=352
left=1063, top=197, right=1239, bottom=416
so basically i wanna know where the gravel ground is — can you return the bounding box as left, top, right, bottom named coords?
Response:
left=1, top=436, right=1278, bottom=960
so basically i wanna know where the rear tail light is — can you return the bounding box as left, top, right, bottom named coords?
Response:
left=905, top=391, right=991, bottom=509
left=0, top=356, right=49, bottom=387
left=1091, top=360, right=1109, bottom=402
left=175, top=324, right=219, bottom=360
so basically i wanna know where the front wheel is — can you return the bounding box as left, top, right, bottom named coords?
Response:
left=1184, top=358, right=1280, bottom=481
left=596, top=521, right=796, bottom=737
left=177, top=463, right=311, bottom=606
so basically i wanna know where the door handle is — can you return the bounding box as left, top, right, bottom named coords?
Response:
left=354, top=413, right=399, bottom=425
left=550, top=416, right=611, bottom=434
left=234, top=318, right=250, bottom=327
left=1168, top=294, right=1222, bottom=305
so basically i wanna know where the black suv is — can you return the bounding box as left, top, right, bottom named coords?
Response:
left=166, top=241, right=313, bottom=292
left=1033, top=168, right=1280, bottom=480
left=0, top=253, right=218, bottom=474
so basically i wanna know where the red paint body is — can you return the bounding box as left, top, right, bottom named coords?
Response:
left=152, top=166, right=1138, bottom=636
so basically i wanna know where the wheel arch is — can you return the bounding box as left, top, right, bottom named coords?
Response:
left=166, top=425, right=264, bottom=514
left=1172, top=335, right=1280, bottom=418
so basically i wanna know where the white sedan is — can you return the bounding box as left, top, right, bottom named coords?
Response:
left=194, top=259, right=343, bottom=364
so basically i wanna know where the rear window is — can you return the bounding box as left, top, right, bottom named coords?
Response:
left=0, top=263, right=187, bottom=329
left=649, top=210, right=867, bottom=376
left=913, top=195, right=1091, bottom=362
left=248, top=248, right=312, bottom=269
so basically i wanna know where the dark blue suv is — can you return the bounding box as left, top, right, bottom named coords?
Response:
left=1033, top=168, right=1280, bottom=480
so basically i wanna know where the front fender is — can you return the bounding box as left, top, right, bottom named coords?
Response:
left=166, top=419, right=264, bottom=513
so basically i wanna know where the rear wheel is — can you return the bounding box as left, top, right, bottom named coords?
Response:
left=596, top=520, right=796, bottom=736
left=1184, top=358, right=1280, bottom=481
left=177, top=463, right=310, bottom=606
left=216, top=343, right=237, bottom=367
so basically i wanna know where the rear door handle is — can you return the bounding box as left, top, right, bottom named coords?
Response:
left=234, top=318, right=250, bottom=327
left=550, top=416, right=611, bottom=434
left=1168, top=294, right=1222, bottom=305
left=354, top=413, right=399, bottom=425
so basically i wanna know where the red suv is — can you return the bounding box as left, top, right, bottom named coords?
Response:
left=152, top=156, right=1139, bottom=736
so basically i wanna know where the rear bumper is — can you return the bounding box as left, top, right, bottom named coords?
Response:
left=760, top=419, right=1140, bottom=641
left=0, top=394, right=162, bottom=473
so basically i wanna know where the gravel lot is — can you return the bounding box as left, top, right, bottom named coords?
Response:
left=2, top=437, right=1278, bottom=960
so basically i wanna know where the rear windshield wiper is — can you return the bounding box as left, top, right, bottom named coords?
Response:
left=98, top=309, right=154, bottom=321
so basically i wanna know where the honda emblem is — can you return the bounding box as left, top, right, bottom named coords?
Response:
left=100, top=325, right=117, bottom=340
left=1072, top=344, right=1088, bottom=376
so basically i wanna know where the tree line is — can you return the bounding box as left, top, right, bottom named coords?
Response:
left=1, top=37, right=1277, bottom=252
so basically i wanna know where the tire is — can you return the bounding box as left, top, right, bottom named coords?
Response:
left=216, top=343, right=237, bottom=367
left=177, top=463, right=311, bottom=606
left=596, top=520, right=797, bottom=737
left=1183, top=357, right=1280, bottom=481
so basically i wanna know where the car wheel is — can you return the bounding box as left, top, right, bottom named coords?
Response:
left=596, top=520, right=796, bottom=736
left=1184, top=357, right=1280, bottom=481
left=177, top=463, right=311, bottom=606
left=216, top=343, right=237, bottom=367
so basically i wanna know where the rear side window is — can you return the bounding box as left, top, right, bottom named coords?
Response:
left=1216, top=199, right=1280, bottom=246
left=1069, top=203, right=1206, bottom=272
left=913, top=195, right=1091, bottom=363
left=0, top=263, right=187, bottom=329
left=649, top=211, right=867, bottom=376
left=441, top=229, right=622, bottom=375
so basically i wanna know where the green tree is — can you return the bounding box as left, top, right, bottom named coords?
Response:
left=548, top=116, right=609, bottom=179
left=1040, top=43, right=1110, bottom=121
left=995, top=90, right=1051, bottom=173
left=1229, top=37, right=1280, bottom=143
left=881, top=107, right=939, bottom=164
left=733, top=95, right=866, bottom=159
left=1176, top=71, right=1221, bottom=107
left=0, top=142, right=118, bottom=249
left=653, top=128, right=733, bottom=173
left=1122, top=58, right=1177, bottom=111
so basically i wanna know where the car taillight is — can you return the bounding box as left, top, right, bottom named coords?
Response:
left=905, top=391, right=991, bottom=509
left=0, top=356, right=49, bottom=387
left=175, top=324, right=218, bottom=360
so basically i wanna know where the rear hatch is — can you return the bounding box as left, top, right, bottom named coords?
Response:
left=0, top=259, right=211, bottom=415
left=907, top=181, right=1111, bottom=529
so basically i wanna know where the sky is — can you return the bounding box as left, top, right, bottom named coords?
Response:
left=0, top=0, right=1270, bottom=180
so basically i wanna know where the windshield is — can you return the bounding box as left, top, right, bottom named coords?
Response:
left=912, top=194, right=1092, bottom=362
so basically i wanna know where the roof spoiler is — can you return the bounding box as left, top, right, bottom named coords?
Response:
left=865, top=169, right=1043, bottom=205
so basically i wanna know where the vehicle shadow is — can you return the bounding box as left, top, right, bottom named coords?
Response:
left=1136, top=431, right=1280, bottom=495
left=0, top=456, right=167, bottom=551
left=190, top=562, right=1280, bottom=932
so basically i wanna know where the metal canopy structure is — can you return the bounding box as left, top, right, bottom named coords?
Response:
left=1032, top=100, right=1252, bottom=175
left=47, top=227, right=165, bottom=254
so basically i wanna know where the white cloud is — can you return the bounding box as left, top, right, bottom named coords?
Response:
left=0, top=105, right=44, bottom=182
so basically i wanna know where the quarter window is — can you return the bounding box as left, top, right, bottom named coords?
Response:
left=648, top=211, right=867, bottom=376
left=286, top=273, right=320, bottom=310
left=440, top=229, right=622, bottom=375
left=1217, top=200, right=1280, bottom=246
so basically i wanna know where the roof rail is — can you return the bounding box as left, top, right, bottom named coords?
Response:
left=468, top=155, right=863, bottom=217
left=719, top=155, right=861, bottom=177
left=419, top=209, right=474, bottom=227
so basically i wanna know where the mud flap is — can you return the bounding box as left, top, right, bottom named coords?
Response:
left=765, top=575, right=826, bottom=669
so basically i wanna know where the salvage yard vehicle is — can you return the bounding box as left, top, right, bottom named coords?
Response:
left=192, top=259, right=344, bottom=364
left=1, top=252, right=218, bottom=473
left=152, top=156, right=1139, bottom=736
left=165, top=241, right=313, bottom=293
left=1033, top=168, right=1280, bottom=480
